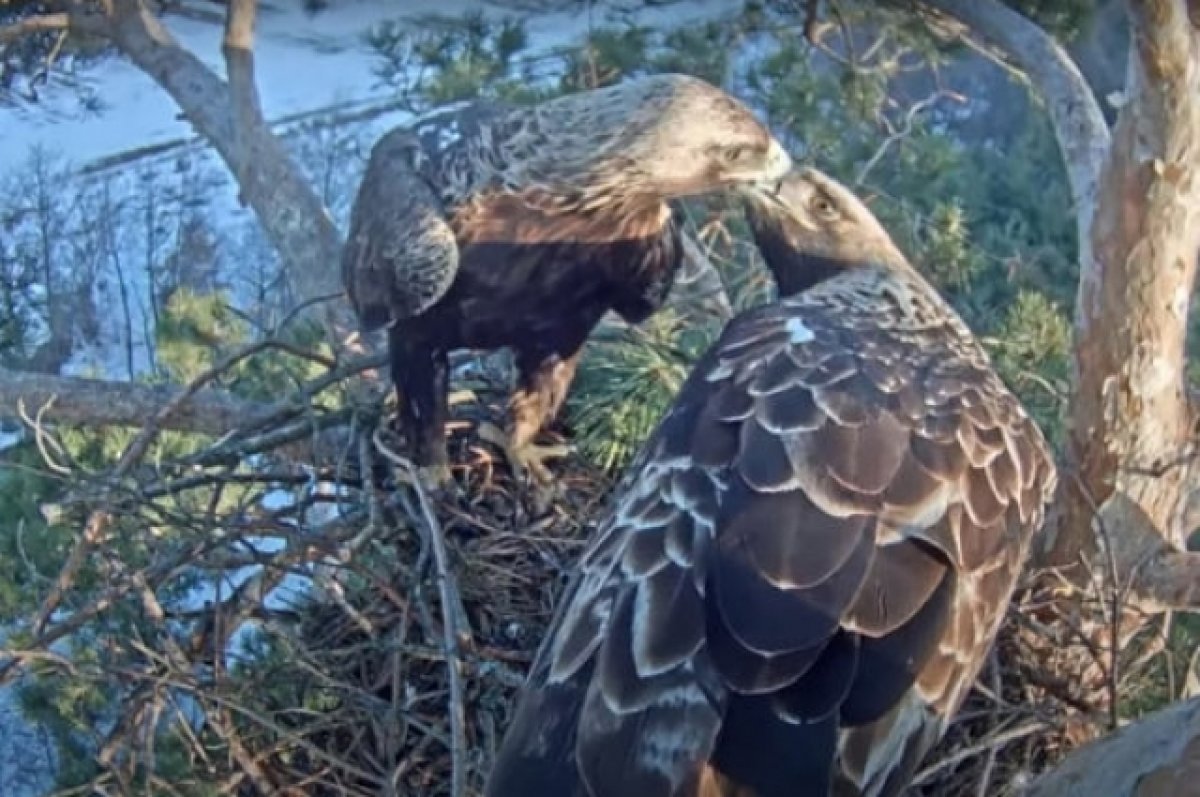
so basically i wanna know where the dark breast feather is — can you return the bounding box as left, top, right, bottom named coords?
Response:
left=486, top=273, right=1056, bottom=797
left=401, top=187, right=682, bottom=353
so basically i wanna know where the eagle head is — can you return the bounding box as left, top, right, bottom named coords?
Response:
left=535, top=73, right=792, bottom=202
left=738, top=166, right=911, bottom=297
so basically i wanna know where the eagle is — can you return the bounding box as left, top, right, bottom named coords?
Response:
left=341, top=74, right=792, bottom=494
left=484, top=167, right=1057, bottom=797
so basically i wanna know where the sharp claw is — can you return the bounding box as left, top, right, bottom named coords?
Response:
left=476, top=422, right=571, bottom=490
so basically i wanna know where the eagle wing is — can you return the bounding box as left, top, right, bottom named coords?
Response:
left=341, top=101, right=517, bottom=330
left=487, top=280, right=1055, bottom=797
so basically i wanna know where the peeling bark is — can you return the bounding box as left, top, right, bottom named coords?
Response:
left=1062, top=1, right=1200, bottom=580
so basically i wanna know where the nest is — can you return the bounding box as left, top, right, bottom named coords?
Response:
left=233, top=383, right=1100, bottom=797
left=231, top=381, right=613, bottom=796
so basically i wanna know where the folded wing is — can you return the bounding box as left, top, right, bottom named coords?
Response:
left=487, top=282, right=1055, bottom=797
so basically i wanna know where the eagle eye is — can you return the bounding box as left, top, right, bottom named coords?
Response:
left=722, top=144, right=751, bottom=163
left=811, top=193, right=838, bottom=219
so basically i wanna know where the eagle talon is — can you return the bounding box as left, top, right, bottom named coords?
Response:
left=478, top=421, right=572, bottom=502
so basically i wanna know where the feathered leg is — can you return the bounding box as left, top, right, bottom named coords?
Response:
left=479, top=348, right=580, bottom=498
left=389, top=325, right=453, bottom=490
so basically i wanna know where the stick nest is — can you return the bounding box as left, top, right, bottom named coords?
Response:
left=8, top=365, right=1129, bottom=797
left=246, top=386, right=1106, bottom=797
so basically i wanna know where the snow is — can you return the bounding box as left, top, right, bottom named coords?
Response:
left=0, top=429, right=20, bottom=453
left=0, top=0, right=743, bottom=176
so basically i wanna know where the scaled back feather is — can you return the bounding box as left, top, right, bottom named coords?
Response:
left=485, top=167, right=1057, bottom=797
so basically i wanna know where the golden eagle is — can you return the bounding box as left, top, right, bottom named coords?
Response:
left=341, top=74, right=792, bottom=493
left=484, top=167, right=1057, bottom=797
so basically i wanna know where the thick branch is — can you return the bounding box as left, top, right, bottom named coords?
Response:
left=887, top=0, right=1110, bottom=239
left=0, top=7, right=112, bottom=43
left=0, top=366, right=267, bottom=437
left=221, top=0, right=261, bottom=197
left=1135, top=549, right=1200, bottom=610
left=102, top=0, right=344, bottom=331
left=1094, top=490, right=1200, bottom=611
left=1024, top=697, right=1200, bottom=797
left=0, top=12, right=69, bottom=43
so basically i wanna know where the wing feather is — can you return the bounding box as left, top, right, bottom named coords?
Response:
left=341, top=130, right=459, bottom=328
left=487, top=274, right=1056, bottom=797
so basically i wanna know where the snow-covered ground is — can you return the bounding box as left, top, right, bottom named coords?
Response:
left=1, top=0, right=742, bottom=176
left=0, top=2, right=747, bottom=793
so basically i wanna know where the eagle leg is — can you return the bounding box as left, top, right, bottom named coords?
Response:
left=477, top=348, right=581, bottom=503
left=389, top=326, right=453, bottom=490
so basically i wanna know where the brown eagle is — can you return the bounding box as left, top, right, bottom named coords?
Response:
left=484, top=167, right=1057, bottom=797
left=341, top=74, right=792, bottom=492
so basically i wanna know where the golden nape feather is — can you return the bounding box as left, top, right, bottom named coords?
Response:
left=339, top=74, right=792, bottom=490
left=485, top=167, right=1057, bottom=797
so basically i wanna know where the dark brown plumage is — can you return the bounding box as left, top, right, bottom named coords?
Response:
left=484, top=167, right=1057, bottom=797
left=340, top=74, right=792, bottom=490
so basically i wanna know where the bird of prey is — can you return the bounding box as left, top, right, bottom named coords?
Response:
left=340, top=74, right=792, bottom=494
left=484, top=167, right=1057, bottom=797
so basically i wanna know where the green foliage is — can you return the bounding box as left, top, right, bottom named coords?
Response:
left=1005, top=0, right=1097, bottom=40
left=0, top=444, right=73, bottom=617
left=987, top=290, right=1072, bottom=448
left=155, top=287, right=334, bottom=405
left=569, top=310, right=717, bottom=472
left=367, top=11, right=550, bottom=108
left=0, top=282, right=342, bottom=790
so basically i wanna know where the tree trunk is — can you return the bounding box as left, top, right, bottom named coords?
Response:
left=104, top=0, right=346, bottom=334
left=1058, top=0, right=1200, bottom=608
left=892, top=0, right=1200, bottom=611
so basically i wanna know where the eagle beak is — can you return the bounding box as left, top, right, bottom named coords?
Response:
left=737, top=139, right=791, bottom=204
left=760, top=138, right=792, bottom=183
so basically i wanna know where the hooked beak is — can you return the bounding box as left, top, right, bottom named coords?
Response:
left=736, top=139, right=790, bottom=201
left=757, top=138, right=792, bottom=186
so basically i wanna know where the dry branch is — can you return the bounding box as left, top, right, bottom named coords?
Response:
left=0, top=366, right=268, bottom=437
left=883, top=0, right=1109, bottom=231
left=0, top=11, right=69, bottom=43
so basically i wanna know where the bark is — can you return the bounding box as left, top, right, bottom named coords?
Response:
left=0, top=366, right=268, bottom=437
left=101, top=0, right=346, bottom=332
left=891, top=0, right=1200, bottom=610
left=1061, top=1, right=1200, bottom=599
left=1022, top=697, right=1200, bottom=797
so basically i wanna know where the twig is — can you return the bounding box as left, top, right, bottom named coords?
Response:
left=976, top=651, right=1002, bottom=797
left=373, top=430, right=470, bottom=797
left=856, top=89, right=962, bottom=185
left=912, top=720, right=1046, bottom=785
